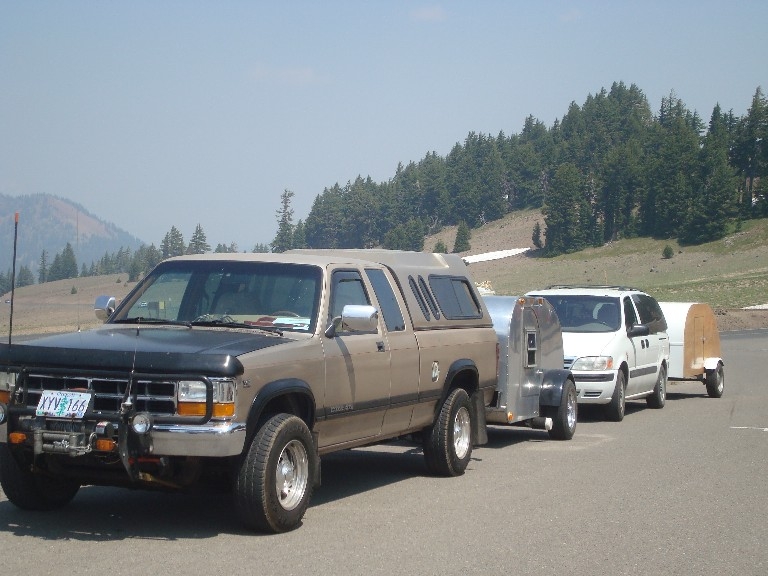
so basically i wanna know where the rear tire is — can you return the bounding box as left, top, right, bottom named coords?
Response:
left=234, top=413, right=315, bottom=533
left=705, top=363, right=725, bottom=398
left=423, top=388, right=473, bottom=476
left=0, top=444, right=80, bottom=511
left=646, top=364, right=667, bottom=409
left=548, top=379, right=577, bottom=440
left=605, top=370, right=626, bottom=422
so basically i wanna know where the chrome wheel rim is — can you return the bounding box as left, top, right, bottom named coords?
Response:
left=276, top=439, right=309, bottom=511
left=453, top=406, right=471, bottom=460
left=566, top=390, right=577, bottom=431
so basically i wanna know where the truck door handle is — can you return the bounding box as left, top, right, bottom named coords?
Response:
left=376, top=341, right=386, bottom=352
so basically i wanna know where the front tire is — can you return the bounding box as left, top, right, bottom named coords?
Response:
left=0, top=444, right=80, bottom=511
left=548, top=379, right=577, bottom=440
left=646, top=364, right=667, bottom=408
left=234, top=413, right=315, bottom=533
left=605, top=370, right=626, bottom=422
left=423, top=388, right=473, bottom=476
left=705, top=363, right=725, bottom=398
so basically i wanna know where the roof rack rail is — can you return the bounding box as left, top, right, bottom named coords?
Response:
left=545, top=284, right=642, bottom=291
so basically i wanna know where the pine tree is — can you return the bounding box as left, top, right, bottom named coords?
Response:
left=452, top=221, right=471, bottom=253
left=38, top=250, right=48, bottom=284
left=187, top=224, right=210, bottom=254
left=271, top=190, right=295, bottom=253
left=532, top=221, right=542, bottom=249
left=161, top=226, right=185, bottom=258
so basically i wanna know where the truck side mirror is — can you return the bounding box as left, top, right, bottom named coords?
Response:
left=94, top=295, right=116, bottom=322
left=324, top=305, right=378, bottom=338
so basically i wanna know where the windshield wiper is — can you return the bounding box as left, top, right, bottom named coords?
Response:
left=112, top=317, right=192, bottom=328
left=191, top=316, right=283, bottom=336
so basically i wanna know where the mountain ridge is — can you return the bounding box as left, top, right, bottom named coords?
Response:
left=0, top=193, right=145, bottom=275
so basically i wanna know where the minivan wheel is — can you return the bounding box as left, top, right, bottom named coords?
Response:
left=647, top=364, right=667, bottom=408
left=605, top=370, right=626, bottom=422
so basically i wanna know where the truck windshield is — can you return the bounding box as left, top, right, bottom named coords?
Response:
left=113, top=260, right=322, bottom=334
left=534, top=295, right=621, bottom=333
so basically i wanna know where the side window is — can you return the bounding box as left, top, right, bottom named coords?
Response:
left=632, top=294, right=667, bottom=333
left=429, top=275, right=482, bottom=319
left=329, top=270, right=370, bottom=320
left=365, top=269, right=405, bottom=332
left=623, top=297, right=638, bottom=330
left=409, top=276, right=431, bottom=320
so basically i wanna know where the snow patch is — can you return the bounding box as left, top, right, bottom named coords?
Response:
left=463, top=248, right=529, bottom=263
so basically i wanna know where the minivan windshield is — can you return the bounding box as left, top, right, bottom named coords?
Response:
left=114, top=260, right=322, bottom=334
left=532, top=295, right=622, bottom=333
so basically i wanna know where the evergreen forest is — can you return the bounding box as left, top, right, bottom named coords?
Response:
left=291, top=82, right=767, bottom=255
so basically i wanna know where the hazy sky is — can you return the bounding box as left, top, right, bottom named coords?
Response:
left=1, top=1, right=766, bottom=251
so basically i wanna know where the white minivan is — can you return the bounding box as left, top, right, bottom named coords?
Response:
left=526, top=285, right=670, bottom=421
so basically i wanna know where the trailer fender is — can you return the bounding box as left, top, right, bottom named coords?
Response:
left=538, top=369, right=574, bottom=409
left=704, top=357, right=723, bottom=371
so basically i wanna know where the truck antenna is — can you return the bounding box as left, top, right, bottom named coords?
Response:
left=8, top=212, right=19, bottom=345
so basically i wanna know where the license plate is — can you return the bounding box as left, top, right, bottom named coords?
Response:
left=36, top=390, right=91, bottom=419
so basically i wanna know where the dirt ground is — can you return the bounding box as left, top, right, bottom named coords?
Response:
left=711, top=307, right=768, bottom=332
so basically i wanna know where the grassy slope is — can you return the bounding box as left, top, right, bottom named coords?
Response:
left=2, top=212, right=767, bottom=336
left=430, top=210, right=768, bottom=309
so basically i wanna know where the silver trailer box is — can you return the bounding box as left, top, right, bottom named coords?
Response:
left=484, top=295, right=577, bottom=440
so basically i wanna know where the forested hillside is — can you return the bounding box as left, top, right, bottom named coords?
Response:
left=294, top=82, right=766, bottom=255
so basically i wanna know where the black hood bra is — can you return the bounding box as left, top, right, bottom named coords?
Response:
left=0, top=326, right=290, bottom=377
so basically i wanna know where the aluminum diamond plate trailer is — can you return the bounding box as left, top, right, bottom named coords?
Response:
left=658, top=301, right=724, bottom=398
left=484, top=295, right=577, bottom=440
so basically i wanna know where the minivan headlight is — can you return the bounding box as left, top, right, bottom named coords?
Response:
left=572, top=356, right=614, bottom=371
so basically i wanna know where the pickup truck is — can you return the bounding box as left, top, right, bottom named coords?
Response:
left=0, top=250, right=498, bottom=533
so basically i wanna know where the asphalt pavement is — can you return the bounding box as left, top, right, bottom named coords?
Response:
left=1, top=330, right=766, bottom=576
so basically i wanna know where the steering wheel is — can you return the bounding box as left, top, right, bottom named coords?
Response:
left=270, top=310, right=300, bottom=317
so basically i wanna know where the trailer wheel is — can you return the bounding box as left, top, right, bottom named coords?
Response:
left=423, top=388, right=472, bottom=476
left=646, top=363, right=667, bottom=408
left=0, top=444, right=80, bottom=511
left=705, top=362, right=725, bottom=398
left=548, top=379, right=577, bottom=440
left=234, top=413, right=315, bottom=533
left=605, top=370, right=626, bottom=422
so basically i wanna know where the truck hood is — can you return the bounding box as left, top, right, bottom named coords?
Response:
left=0, top=326, right=291, bottom=377
left=561, top=330, right=619, bottom=360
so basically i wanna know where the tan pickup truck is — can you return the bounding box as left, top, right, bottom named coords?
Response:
left=0, top=249, right=498, bottom=532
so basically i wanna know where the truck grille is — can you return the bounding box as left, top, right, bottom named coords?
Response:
left=22, top=373, right=177, bottom=416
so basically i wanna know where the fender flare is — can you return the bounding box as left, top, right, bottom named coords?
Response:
left=245, top=378, right=316, bottom=440
left=538, top=369, right=574, bottom=409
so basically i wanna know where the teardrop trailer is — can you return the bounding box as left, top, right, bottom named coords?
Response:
left=483, top=295, right=577, bottom=440
left=657, top=302, right=725, bottom=398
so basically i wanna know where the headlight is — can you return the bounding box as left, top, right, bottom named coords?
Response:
left=572, top=356, right=614, bottom=371
left=177, top=379, right=236, bottom=418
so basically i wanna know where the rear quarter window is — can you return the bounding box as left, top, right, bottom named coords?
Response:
left=429, top=275, right=482, bottom=319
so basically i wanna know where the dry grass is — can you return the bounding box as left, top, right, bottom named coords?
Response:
left=3, top=212, right=767, bottom=336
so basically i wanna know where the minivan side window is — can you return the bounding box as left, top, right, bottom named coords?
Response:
left=631, top=294, right=668, bottom=334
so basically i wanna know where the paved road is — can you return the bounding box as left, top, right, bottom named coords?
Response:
left=1, top=330, right=766, bottom=576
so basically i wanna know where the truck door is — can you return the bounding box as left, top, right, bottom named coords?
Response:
left=320, top=269, right=391, bottom=447
left=365, top=268, right=420, bottom=436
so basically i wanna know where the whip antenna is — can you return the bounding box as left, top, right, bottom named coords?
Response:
left=8, top=212, right=19, bottom=345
